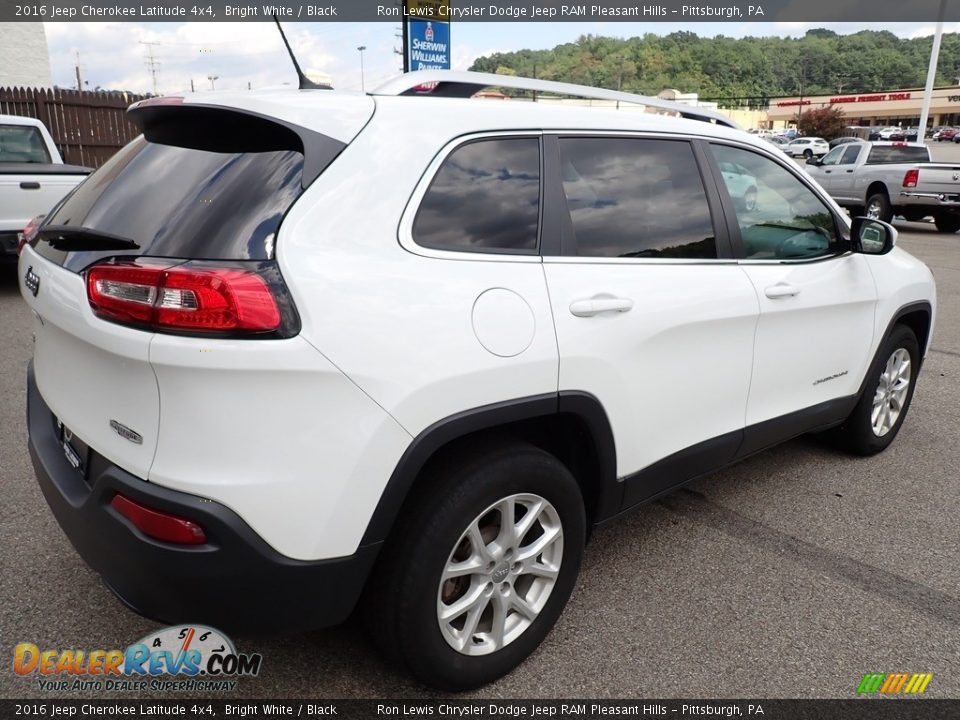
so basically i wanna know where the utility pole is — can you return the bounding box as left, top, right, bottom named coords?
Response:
left=190, top=78, right=195, bottom=92
left=207, top=75, right=219, bottom=90
left=74, top=50, right=83, bottom=91
left=357, top=46, right=367, bottom=93
left=532, top=62, right=537, bottom=102
left=139, top=41, right=161, bottom=95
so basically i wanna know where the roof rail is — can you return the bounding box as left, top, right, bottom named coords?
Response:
left=371, top=70, right=741, bottom=129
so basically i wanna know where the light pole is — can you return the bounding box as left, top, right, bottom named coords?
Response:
left=357, top=46, right=367, bottom=93
left=207, top=75, right=219, bottom=90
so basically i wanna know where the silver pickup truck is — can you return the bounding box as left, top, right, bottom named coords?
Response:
left=0, top=114, right=90, bottom=256
left=804, top=141, right=960, bottom=233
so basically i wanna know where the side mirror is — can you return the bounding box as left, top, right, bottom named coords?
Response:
left=851, top=216, right=896, bottom=255
left=806, top=157, right=822, bottom=166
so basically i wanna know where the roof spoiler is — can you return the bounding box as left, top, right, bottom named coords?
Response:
left=372, top=70, right=741, bottom=129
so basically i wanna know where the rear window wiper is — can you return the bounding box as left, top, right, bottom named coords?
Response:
left=37, top=225, right=140, bottom=251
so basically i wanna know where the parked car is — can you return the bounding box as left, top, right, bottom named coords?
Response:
left=0, top=115, right=89, bottom=257
left=927, top=126, right=945, bottom=139
left=805, top=140, right=960, bottom=231
left=19, top=70, right=936, bottom=691
left=829, top=136, right=862, bottom=149
left=717, top=160, right=758, bottom=210
left=785, top=136, right=830, bottom=158
left=936, top=127, right=959, bottom=142
left=877, top=127, right=906, bottom=141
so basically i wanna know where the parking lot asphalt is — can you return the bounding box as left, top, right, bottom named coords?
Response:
left=1, top=156, right=958, bottom=700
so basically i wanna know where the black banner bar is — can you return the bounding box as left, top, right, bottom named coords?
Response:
left=3, top=0, right=960, bottom=22
left=1, top=700, right=959, bottom=720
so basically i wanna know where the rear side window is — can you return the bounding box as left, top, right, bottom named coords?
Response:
left=0, top=124, right=51, bottom=163
left=558, top=137, right=717, bottom=259
left=413, top=138, right=540, bottom=253
left=841, top=145, right=862, bottom=164
left=37, top=136, right=304, bottom=272
left=866, top=145, right=928, bottom=164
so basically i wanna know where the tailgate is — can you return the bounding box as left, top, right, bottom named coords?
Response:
left=914, top=164, right=960, bottom=196
left=18, top=246, right=159, bottom=480
left=0, top=173, right=82, bottom=232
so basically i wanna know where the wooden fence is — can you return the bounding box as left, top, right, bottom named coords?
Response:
left=0, top=87, right=148, bottom=168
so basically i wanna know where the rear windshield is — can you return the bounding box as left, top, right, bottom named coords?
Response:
left=866, top=146, right=929, bottom=164
left=36, top=136, right=304, bottom=272
left=0, top=124, right=51, bottom=163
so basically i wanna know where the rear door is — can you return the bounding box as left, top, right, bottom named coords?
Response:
left=541, top=135, right=759, bottom=504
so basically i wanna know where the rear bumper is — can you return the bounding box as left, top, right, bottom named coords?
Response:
left=27, top=362, right=380, bottom=633
left=899, top=191, right=960, bottom=209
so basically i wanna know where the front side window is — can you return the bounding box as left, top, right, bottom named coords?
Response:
left=0, top=124, right=51, bottom=163
left=840, top=144, right=863, bottom=164
left=819, top=146, right=846, bottom=166
left=710, top=144, right=840, bottom=260
left=413, top=137, right=540, bottom=253
left=558, top=137, right=716, bottom=259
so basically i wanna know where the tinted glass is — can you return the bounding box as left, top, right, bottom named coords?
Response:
left=710, top=144, right=839, bottom=260
left=0, top=124, right=50, bottom=163
left=413, top=138, right=540, bottom=252
left=840, top=145, right=863, bottom=164
left=37, top=137, right=304, bottom=272
left=558, top=138, right=716, bottom=259
left=866, top=145, right=928, bottom=164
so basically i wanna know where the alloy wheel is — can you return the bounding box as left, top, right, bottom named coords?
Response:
left=437, top=493, right=563, bottom=656
left=871, top=348, right=911, bottom=436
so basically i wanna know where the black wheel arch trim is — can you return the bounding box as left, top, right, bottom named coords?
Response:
left=867, top=301, right=933, bottom=384
left=359, top=391, right=619, bottom=546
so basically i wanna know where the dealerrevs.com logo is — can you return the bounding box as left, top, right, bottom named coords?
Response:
left=857, top=672, right=933, bottom=695
left=14, top=625, right=262, bottom=692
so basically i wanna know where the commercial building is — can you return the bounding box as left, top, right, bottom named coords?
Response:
left=766, top=85, right=960, bottom=129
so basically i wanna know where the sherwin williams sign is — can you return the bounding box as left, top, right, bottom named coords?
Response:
left=408, top=20, right=451, bottom=70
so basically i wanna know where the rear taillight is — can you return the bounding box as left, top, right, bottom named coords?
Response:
left=17, top=214, right=45, bottom=255
left=903, top=169, right=919, bottom=188
left=111, top=494, right=207, bottom=545
left=86, top=259, right=293, bottom=337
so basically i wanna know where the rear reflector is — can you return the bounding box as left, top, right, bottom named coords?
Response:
left=111, top=494, right=207, bottom=545
left=87, top=261, right=281, bottom=335
left=903, top=168, right=919, bottom=188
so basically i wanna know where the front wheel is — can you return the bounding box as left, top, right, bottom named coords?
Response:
left=803, top=149, right=813, bottom=159
left=829, top=325, right=920, bottom=455
left=364, top=441, right=586, bottom=691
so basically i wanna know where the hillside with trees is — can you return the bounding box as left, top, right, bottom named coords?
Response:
left=468, top=29, right=960, bottom=107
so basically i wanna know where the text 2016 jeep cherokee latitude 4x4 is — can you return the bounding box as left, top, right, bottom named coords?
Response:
left=20, top=71, right=936, bottom=691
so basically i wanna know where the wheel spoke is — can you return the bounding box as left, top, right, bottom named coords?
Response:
left=467, top=522, right=495, bottom=564
left=439, top=582, right=486, bottom=622
left=513, top=498, right=546, bottom=544
left=458, top=595, right=489, bottom=648
left=489, top=593, right=508, bottom=648
left=509, top=592, right=539, bottom=621
left=443, top=555, right=486, bottom=581
left=520, top=557, right=560, bottom=581
left=515, top=523, right=561, bottom=562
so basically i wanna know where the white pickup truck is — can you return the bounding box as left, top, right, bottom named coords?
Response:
left=1, top=114, right=89, bottom=256
left=804, top=140, right=960, bottom=232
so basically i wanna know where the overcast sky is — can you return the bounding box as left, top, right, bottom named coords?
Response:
left=43, top=21, right=960, bottom=96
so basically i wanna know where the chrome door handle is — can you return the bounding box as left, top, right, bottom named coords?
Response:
left=569, top=297, right=634, bottom=317
left=764, top=283, right=800, bottom=299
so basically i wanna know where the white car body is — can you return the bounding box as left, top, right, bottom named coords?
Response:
left=785, top=137, right=830, bottom=157
left=19, top=71, right=937, bottom=686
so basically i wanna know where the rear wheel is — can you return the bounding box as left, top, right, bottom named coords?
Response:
left=742, top=187, right=758, bottom=212
left=803, top=149, right=813, bottom=159
left=364, top=441, right=586, bottom=691
left=829, top=325, right=919, bottom=455
left=934, top=212, right=960, bottom=233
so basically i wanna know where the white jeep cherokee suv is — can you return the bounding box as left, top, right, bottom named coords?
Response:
left=20, top=71, right=936, bottom=691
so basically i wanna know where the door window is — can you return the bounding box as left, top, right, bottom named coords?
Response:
left=710, top=144, right=840, bottom=260
left=413, top=137, right=540, bottom=253
left=558, top=137, right=716, bottom=259
left=840, top=144, right=863, bottom=164
left=819, top=146, right=845, bottom=166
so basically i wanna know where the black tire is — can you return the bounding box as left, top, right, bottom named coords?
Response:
left=933, top=212, right=960, bottom=233
left=865, top=191, right=893, bottom=223
left=803, top=149, right=813, bottom=159
left=742, top=187, right=758, bottom=212
left=363, top=440, right=586, bottom=691
left=829, top=325, right=920, bottom=456
left=901, top=209, right=929, bottom=223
